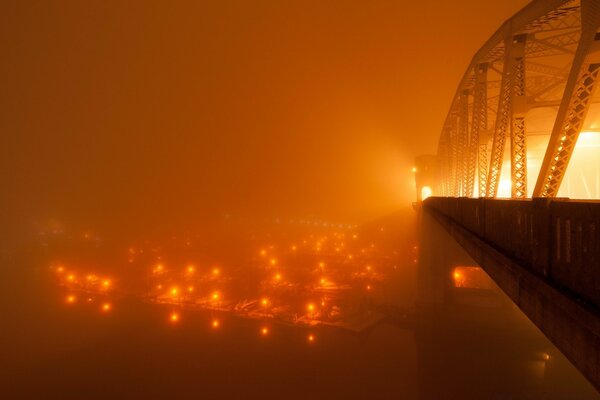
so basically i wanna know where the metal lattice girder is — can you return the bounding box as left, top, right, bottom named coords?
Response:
left=458, top=90, right=470, bottom=196
left=527, top=61, right=570, bottom=77
left=431, top=0, right=591, bottom=199
left=526, top=30, right=579, bottom=57
left=470, top=64, right=488, bottom=197
left=436, top=135, right=447, bottom=196
left=534, top=0, right=600, bottom=197
left=523, top=1, right=580, bottom=33
left=486, top=37, right=514, bottom=197
left=511, top=35, right=528, bottom=199
left=449, top=114, right=461, bottom=196
left=528, top=75, right=566, bottom=100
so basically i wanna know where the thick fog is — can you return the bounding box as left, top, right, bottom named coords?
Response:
left=1, top=0, right=528, bottom=238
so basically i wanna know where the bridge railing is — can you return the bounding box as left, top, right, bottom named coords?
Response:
left=424, top=197, right=600, bottom=310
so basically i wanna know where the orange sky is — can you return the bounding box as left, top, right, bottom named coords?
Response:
left=1, top=0, right=529, bottom=233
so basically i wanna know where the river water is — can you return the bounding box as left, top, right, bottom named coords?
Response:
left=1, top=215, right=598, bottom=399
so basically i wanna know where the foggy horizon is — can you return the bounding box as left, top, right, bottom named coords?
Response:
left=4, top=1, right=600, bottom=399
left=2, top=0, right=529, bottom=236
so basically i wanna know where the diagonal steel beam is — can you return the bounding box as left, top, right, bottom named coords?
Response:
left=534, top=0, right=600, bottom=197
left=470, top=64, right=488, bottom=197
left=486, top=37, right=515, bottom=197
left=511, top=35, right=529, bottom=199
left=458, top=90, right=470, bottom=196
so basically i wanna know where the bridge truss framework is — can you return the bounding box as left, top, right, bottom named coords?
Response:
left=435, top=0, right=600, bottom=198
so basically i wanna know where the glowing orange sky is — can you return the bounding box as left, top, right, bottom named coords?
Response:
left=1, top=0, right=529, bottom=232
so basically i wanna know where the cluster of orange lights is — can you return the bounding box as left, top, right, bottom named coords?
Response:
left=54, top=265, right=113, bottom=292
left=164, top=314, right=316, bottom=342
left=53, top=227, right=400, bottom=349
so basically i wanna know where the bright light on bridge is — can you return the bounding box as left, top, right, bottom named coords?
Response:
left=421, top=186, right=432, bottom=200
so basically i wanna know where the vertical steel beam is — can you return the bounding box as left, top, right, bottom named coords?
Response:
left=534, top=0, right=600, bottom=197
left=511, top=35, right=528, bottom=199
left=458, top=90, right=470, bottom=196
left=486, top=37, right=514, bottom=197
left=450, top=115, right=460, bottom=196
left=437, top=130, right=450, bottom=196
left=471, top=63, right=488, bottom=197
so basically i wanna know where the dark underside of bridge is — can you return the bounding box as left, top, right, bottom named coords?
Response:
left=422, top=197, right=600, bottom=391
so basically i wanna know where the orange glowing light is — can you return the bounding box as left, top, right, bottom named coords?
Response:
left=57, top=266, right=65, bottom=273
left=307, top=303, right=315, bottom=312
left=307, top=334, right=315, bottom=343
left=102, top=279, right=111, bottom=288
left=320, top=278, right=326, bottom=285
left=291, top=245, right=297, bottom=251
left=366, top=265, right=372, bottom=271
left=171, top=287, right=179, bottom=296
left=260, top=249, right=267, bottom=256
left=67, top=274, right=75, bottom=282
left=453, top=271, right=462, bottom=279
left=212, top=319, right=220, bottom=328
left=101, top=303, right=111, bottom=312
left=66, top=295, right=76, bottom=304
left=186, top=265, right=195, bottom=274
left=270, top=258, right=277, bottom=266
left=157, top=284, right=163, bottom=290
left=261, top=298, right=269, bottom=306
left=187, top=286, right=194, bottom=293
left=274, top=273, right=282, bottom=281
left=212, top=291, right=220, bottom=300
left=212, top=268, right=220, bottom=276
left=366, top=285, right=372, bottom=291
left=261, top=327, right=269, bottom=336
left=169, top=312, right=180, bottom=323
left=87, top=297, right=93, bottom=302
left=543, top=353, right=550, bottom=361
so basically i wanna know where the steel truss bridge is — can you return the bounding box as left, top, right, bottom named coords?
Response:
left=429, top=0, right=600, bottom=199
left=415, top=0, right=600, bottom=391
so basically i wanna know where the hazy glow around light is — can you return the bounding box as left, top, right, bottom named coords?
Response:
left=169, top=312, right=180, bottom=323
left=578, top=131, right=600, bottom=148
left=421, top=186, right=432, bottom=200
left=498, top=178, right=511, bottom=198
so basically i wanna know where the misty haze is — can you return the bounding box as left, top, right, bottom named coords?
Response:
left=2, top=1, right=600, bottom=399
